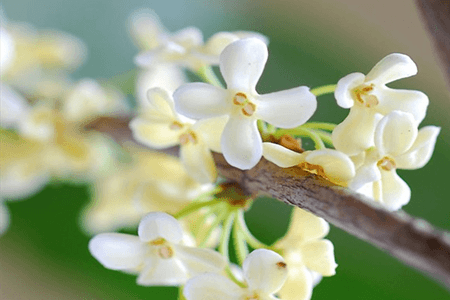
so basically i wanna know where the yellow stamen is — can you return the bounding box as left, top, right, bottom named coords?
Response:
left=242, top=102, right=256, bottom=116
left=169, top=121, right=184, bottom=130
left=377, top=157, right=396, bottom=171
left=233, top=92, right=247, bottom=105
left=179, top=131, right=198, bottom=145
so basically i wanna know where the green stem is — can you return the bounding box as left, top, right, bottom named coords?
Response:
left=233, top=211, right=249, bottom=265
left=197, top=66, right=224, bottom=88
left=236, top=210, right=269, bottom=250
left=315, top=130, right=334, bottom=147
left=219, top=212, right=235, bottom=259
left=301, top=122, right=337, bottom=131
left=310, top=84, right=337, bottom=97
left=173, top=199, right=219, bottom=219
left=198, top=206, right=230, bottom=248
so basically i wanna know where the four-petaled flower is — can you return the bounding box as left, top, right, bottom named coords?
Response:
left=183, top=249, right=288, bottom=300
left=89, top=212, right=226, bottom=286
left=174, top=38, right=317, bottom=170
left=332, top=53, right=429, bottom=156
left=349, top=111, right=440, bottom=211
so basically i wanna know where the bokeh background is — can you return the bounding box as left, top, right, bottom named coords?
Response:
left=1, top=0, right=450, bottom=299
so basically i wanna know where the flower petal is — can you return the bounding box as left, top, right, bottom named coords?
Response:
left=143, top=87, right=177, bottom=121
left=175, top=245, right=226, bottom=275
left=262, top=142, right=304, bottom=168
left=180, top=139, right=217, bottom=184
left=171, top=26, right=203, bottom=49
left=137, top=256, right=188, bottom=286
left=379, top=170, right=411, bottom=211
left=334, top=72, right=366, bottom=108
left=129, top=118, right=180, bottom=149
left=221, top=117, right=262, bottom=170
left=0, top=201, right=10, bottom=236
left=174, top=83, right=230, bottom=119
left=374, top=87, right=429, bottom=124
left=349, top=162, right=381, bottom=191
left=278, top=265, right=313, bottom=300
left=256, top=86, right=317, bottom=128
left=219, top=38, right=268, bottom=92
left=374, top=111, right=417, bottom=157
left=332, top=106, right=380, bottom=155
left=301, top=240, right=337, bottom=276
left=0, top=83, right=29, bottom=128
left=192, top=115, right=229, bottom=153
left=88, top=233, right=145, bottom=270
left=277, top=207, right=330, bottom=245
left=395, top=126, right=440, bottom=169
left=365, top=53, right=417, bottom=85
left=244, top=249, right=288, bottom=294
left=305, top=149, right=355, bottom=185
left=184, top=273, right=244, bottom=300
left=138, top=212, right=184, bottom=243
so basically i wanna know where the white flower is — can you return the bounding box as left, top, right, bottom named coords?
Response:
left=184, top=249, right=288, bottom=300
left=89, top=212, right=226, bottom=286
left=349, top=111, right=440, bottom=210
left=131, top=9, right=268, bottom=71
left=174, top=38, right=317, bottom=170
left=130, top=88, right=227, bottom=183
left=0, top=82, right=29, bottom=128
left=262, top=143, right=355, bottom=186
left=0, top=25, right=15, bottom=75
left=332, top=53, right=429, bottom=155
left=274, top=208, right=337, bottom=300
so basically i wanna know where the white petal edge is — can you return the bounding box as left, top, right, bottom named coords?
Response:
left=129, top=118, right=180, bottom=149
left=180, top=140, right=217, bottom=184
left=349, top=162, right=381, bottom=191
left=365, top=53, right=418, bottom=85
left=174, top=83, right=230, bottom=120
left=192, top=115, right=229, bottom=153
left=395, top=126, right=440, bottom=169
left=278, top=264, right=313, bottom=300
left=0, top=201, right=10, bottom=236
left=88, top=233, right=145, bottom=270
left=138, top=212, right=184, bottom=243
left=175, top=244, right=226, bottom=275
left=137, top=256, right=188, bottom=286
left=256, top=86, right=317, bottom=128
left=301, top=240, right=337, bottom=276
left=334, top=72, right=365, bottom=109
left=219, top=38, right=268, bottom=93
left=305, top=149, right=355, bottom=185
left=243, top=249, right=288, bottom=295
left=379, top=170, right=411, bottom=211
left=184, top=273, right=244, bottom=300
left=221, top=117, right=262, bottom=170
left=374, top=111, right=417, bottom=157
left=262, top=142, right=304, bottom=168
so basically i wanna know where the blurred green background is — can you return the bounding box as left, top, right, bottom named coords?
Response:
left=1, top=0, right=450, bottom=299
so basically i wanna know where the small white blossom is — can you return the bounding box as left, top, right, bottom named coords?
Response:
left=184, top=249, right=288, bottom=300
left=274, top=208, right=337, bottom=300
left=262, top=143, right=355, bottom=186
left=349, top=111, right=440, bottom=210
left=130, top=88, right=227, bottom=183
left=174, top=38, right=317, bottom=170
left=332, top=53, right=429, bottom=155
left=89, top=212, right=226, bottom=286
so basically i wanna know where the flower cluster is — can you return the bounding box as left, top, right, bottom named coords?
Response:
left=0, top=7, right=441, bottom=300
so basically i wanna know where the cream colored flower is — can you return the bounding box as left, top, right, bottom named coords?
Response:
left=89, top=212, right=226, bottom=286
left=80, top=146, right=209, bottom=234
left=332, top=53, right=429, bottom=156
left=174, top=38, right=317, bottom=170
left=130, top=9, right=268, bottom=71
left=130, top=87, right=227, bottom=183
left=275, top=207, right=337, bottom=300
left=184, top=249, right=288, bottom=300
left=262, top=143, right=355, bottom=186
left=349, top=111, right=440, bottom=210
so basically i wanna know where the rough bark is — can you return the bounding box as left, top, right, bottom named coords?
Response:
left=88, top=116, right=450, bottom=290
left=416, top=0, right=450, bottom=89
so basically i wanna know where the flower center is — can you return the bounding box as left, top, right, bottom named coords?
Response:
left=233, top=92, right=256, bottom=117
left=179, top=131, right=198, bottom=145
left=150, top=238, right=175, bottom=259
left=246, top=293, right=260, bottom=300
left=377, top=156, right=396, bottom=171
left=353, top=84, right=379, bottom=108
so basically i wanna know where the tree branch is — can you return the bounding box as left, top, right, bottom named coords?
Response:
left=416, top=0, right=450, bottom=89
left=88, top=116, right=450, bottom=290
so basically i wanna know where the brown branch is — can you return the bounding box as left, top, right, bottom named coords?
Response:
left=88, top=116, right=450, bottom=290
left=416, top=0, right=450, bottom=88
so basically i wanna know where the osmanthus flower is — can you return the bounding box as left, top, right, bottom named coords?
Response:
left=62, top=78, right=128, bottom=123
left=332, top=53, right=429, bottom=156
left=80, top=145, right=211, bottom=235
left=174, top=38, right=317, bottom=170
left=262, top=143, right=355, bottom=186
left=89, top=212, right=226, bottom=286
left=348, top=111, right=440, bottom=211
left=130, top=9, right=268, bottom=71
left=183, top=249, right=288, bottom=300
left=274, top=208, right=337, bottom=300
left=130, top=87, right=227, bottom=183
